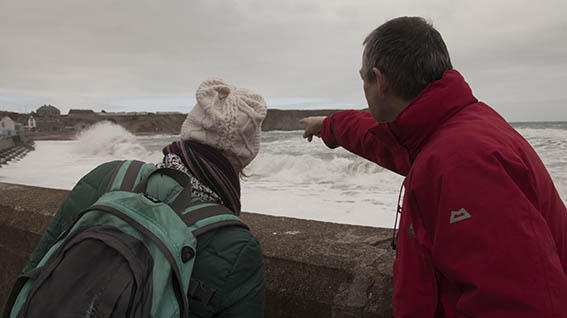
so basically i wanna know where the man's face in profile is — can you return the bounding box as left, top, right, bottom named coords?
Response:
left=360, top=57, right=382, bottom=123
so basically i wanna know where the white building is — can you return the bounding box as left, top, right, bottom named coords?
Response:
left=26, top=115, right=37, bottom=130
left=0, top=116, right=16, bottom=135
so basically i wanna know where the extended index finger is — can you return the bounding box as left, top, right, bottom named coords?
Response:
left=299, top=117, right=309, bottom=125
left=299, top=118, right=312, bottom=138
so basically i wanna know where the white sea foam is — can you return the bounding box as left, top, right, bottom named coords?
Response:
left=242, top=150, right=403, bottom=227
left=247, top=153, right=384, bottom=183
left=517, top=128, right=567, bottom=199
left=0, top=122, right=565, bottom=228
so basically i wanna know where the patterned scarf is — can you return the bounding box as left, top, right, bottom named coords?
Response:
left=162, top=140, right=241, bottom=215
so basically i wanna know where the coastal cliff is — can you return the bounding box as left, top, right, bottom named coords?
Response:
left=261, top=109, right=340, bottom=131
left=106, top=109, right=343, bottom=132
left=103, top=109, right=343, bottom=133
left=4, top=109, right=351, bottom=139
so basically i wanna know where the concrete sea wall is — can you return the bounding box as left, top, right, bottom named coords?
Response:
left=0, top=183, right=395, bottom=317
left=0, top=137, right=16, bottom=151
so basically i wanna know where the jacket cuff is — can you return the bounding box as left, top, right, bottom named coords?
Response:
left=320, top=115, right=338, bottom=149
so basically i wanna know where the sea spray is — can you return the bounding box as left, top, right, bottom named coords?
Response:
left=73, top=121, right=158, bottom=160
left=0, top=122, right=163, bottom=189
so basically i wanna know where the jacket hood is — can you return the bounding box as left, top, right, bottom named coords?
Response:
left=370, top=70, right=478, bottom=161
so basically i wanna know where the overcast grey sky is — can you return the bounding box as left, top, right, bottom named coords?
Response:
left=1, top=0, right=566, bottom=121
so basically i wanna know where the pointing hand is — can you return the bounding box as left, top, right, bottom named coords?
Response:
left=299, top=116, right=327, bottom=142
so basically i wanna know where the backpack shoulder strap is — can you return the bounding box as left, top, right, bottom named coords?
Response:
left=134, top=167, right=193, bottom=215
left=133, top=167, right=190, bottom=194
left=104, top=160, right=147, bottom=193
left=180, top=200, right=249, bottom=237
left=103, top=162, right=195, bottom=216
left=104, top=162, right=195, bottom=214
left=2, top=268, right=42, bottom=318
left=181, top=201, right=249, bottom=318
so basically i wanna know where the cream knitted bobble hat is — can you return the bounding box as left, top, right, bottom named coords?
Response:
left=180, top=78, right=267, bottom=172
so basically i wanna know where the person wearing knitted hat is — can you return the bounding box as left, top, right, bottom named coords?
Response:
left=160, top=78, right=267, bottom=213
left=18, top=78, right=268, bottom=318
left=159, top=78, right=268, bottom=316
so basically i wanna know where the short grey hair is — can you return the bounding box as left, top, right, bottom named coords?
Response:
left=362, top=17, right=453, bottom=100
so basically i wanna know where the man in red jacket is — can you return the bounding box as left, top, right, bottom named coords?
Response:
left=301, top=16, right=567, bottom=317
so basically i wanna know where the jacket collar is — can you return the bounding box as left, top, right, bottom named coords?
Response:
left=370, top=70, right=478, bottom=161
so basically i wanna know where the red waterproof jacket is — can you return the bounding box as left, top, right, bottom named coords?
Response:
left=320, top=70, right=567, bottom=317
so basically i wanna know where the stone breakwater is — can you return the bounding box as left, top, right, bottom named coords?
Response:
left=0, top=136, right=34, bottom=168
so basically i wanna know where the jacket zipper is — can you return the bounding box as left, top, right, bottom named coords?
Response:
left=391, top=182, right=405, bottom=250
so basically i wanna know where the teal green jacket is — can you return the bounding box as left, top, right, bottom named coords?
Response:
left=26, top=161, right=265, bottom=318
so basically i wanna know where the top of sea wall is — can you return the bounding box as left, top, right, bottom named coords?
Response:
left=0, top=182, right=395, bottom=317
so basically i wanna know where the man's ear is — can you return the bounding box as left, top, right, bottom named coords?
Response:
left=372, top=67, right=388, bottom=99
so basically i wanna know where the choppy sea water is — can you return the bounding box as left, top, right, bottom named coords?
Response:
left=0, top=121, right=565, bottom=228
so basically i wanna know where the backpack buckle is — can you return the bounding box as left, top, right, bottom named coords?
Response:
left=188, top=279, right=215, bottom=305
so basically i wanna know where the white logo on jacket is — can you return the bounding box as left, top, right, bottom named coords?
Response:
left=450, top=208, right=472, bottom=224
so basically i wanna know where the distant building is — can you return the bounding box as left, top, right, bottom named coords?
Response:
left=26, top=115, right=37, bottom=130
left=0, top=116, right=17, bottom=135
left=34, top=105, right=63, bottom=132
left=36, top=104, right=61, bottom=117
